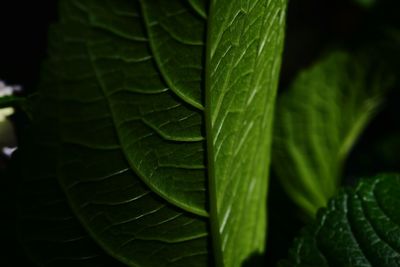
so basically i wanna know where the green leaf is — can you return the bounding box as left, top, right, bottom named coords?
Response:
left=43, top=1, right=209, bottom=266
left=280, top=174, right=400, bottom=267
left=353, top=0, right=376, bottom=8
left=0, top=95, right=24, bottom=109
left=206, top=1, right=287, bottom=266
left=17, top=79, right=123, bottom=267
left=272, top=51, right=394, bottom=217
left=22, top=0, right=287, bottom=266
left=0, top=95, right=36, bottom=120
left=18, top=146, right=125, bottom=267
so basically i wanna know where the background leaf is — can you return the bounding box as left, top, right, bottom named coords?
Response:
left=280, top=174, right=400, bottom=267
left=272, top=50, right=395, bottom=217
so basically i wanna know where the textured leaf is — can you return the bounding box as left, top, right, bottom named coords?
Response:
left=45, top=1, right=209, bottom=266
left=273, top=51, right=394, bottom=217
left=280, top=174, right=400, bottom=267
left=57, top=0, right=207, bottom=216
left=20, top=0, right=287, bottom=266
left=206, top=1, right=287, bottom=266
left=18, top=147, right=126, bottom=267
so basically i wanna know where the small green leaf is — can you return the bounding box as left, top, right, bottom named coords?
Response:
left=0, top=95, right=24, bottom=109
left=0, top=95, right=36, bottom=120
left=273, top=51, right=394, bottom=217
left=280, top=174, right=400, bottom=267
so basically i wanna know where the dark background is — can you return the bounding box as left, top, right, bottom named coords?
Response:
left=0, top=2, right=58, bottom=266
left=0, top=0, right=399, bottom=266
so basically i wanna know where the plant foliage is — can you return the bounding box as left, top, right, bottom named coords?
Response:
left=17, top=0, right=287, bottom=266
left=8, top=1, right=400, bottom=266
left=273, top=50, right=394, bottom=217
left=280, top=174, right=400, bottom=267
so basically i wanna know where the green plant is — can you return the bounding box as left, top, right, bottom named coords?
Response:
left=273, top=50, right=394, bottom=218
left=17, top=0, right=287, bottom=266
left=1, top=0, right=399, bottom=266
left=280, top=174, right=400, bottom=267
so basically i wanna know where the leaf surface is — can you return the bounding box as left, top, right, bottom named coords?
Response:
left=60, top=0, right=207, bottom=216
left=273, top=51, right=394, bottom=217
left=18, top=145, right=126, bottom=267
left=23, top=0, right=287, bottom=266
left=28, top=1, right=209, bottom=266
left=17, top=73, right=124, bottom=267
left=280, top=174, right=400, bottom=267
left=206, top=1, right=287, bottom=265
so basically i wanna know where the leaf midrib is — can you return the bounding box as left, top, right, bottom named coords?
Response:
left=204, top=1, right=224, bottom=266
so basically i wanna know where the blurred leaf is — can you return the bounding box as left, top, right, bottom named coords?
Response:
left=353, top=0, right=376, bottom=8
left=273, top=50, right=394, bottom=217
left=0, top=96, right=25, bottom=109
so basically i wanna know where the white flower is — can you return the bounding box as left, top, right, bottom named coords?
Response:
left=0, top=80, right=21, bottom=97
left=0, top=80, right=21, bottom=121
left=2, top=146, right=17, bottom=157
left=0, top=80, right=19, bottom=157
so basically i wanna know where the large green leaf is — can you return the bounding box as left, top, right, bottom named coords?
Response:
left=280, top=174, right=400, bottom=267
left=206, top=1, right=287, bottom=266
left=22, top=0, right=287, bottom=266
left=272, top=51, right=394, bottom=217
left=17, top=139, right=125, bottom=267
left=57, top=0, right=207, bottom=216
left=45, top=1, right=209, bottom=266
left=17, top=70, right=123, bottom=267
